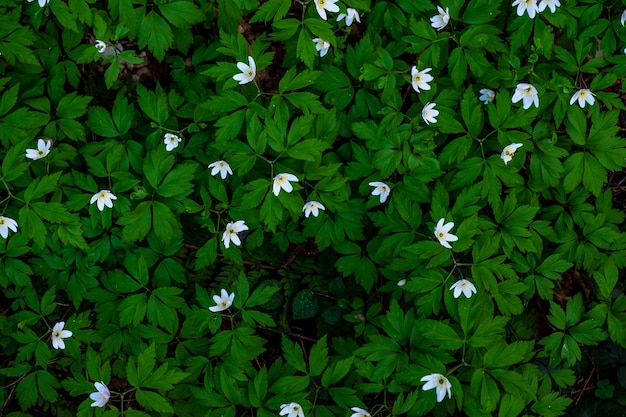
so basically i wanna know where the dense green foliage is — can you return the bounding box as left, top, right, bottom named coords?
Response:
left=2, top=0, right=626, bottom=416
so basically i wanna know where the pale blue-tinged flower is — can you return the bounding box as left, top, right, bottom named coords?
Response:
left=479, top=88, right=495, bottom=104
left=27, top=0, right=49, bottom=7
left=450, top=279, right=477, bottom=298
left=314, top=0, right=339, bottom=20
left=397, top=279, right=407, bottom=287
left=95, top=40, right=107, bottom=54
left=313, top=38, right=330, bottom=57
left=280, top=403, right=305, bottom=417
left=411, top=67, right=433, bottom=93
left=25, top=138, right=51, bottom=160
left=233, top=56, right=256, bottom=84
left=90, top=190, right=117, bottom=211
left=422, top=102, right=439, bottom=124
left=512, top=83, right=539, bottom=109
left=89, top=381, right=110, bottom=407
left=569, top=89, right=595, bottom=108
left=208, top=160, right=233, bottom=179
left=500, top=143, right=523, bottom=165
left=0, top=216, right=18, bottom=239
left=222, top=220, right=248, bottom=249
left=303, top=201, right=325, bottom=218
left=421, top=373, right=452, bottom=402
left=337, top=8, right=360, bottom=26
left=350, top=407, right=371, bottom=417
left=622, top=9, right=626, bottom=26
left=51, top=321, right=73, bottom=350
left=512, top=0, right=539, bottom=18
left=430, top=6, right=450, bottom=31
left=434, top=218, right=458, bottom=249
left=209, top=289, right=235, bottom=312
left=538, top=0, right=560, bottom=13
left=164, top=133, right=181, bottom=151
left=369, top=181, right=390, bottom=203
left=273, top=173, right=299, bottom=196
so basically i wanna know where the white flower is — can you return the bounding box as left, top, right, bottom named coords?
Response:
left=51, top=321, right=73, bottom=349
left=397, top=279, right=406, bottom=287
left=430, top=6, right=450, bottom=31
left=280, top=403, right=305, bottom=417
left=222, top=220, right=248, bottom=249
left=622, top=9, right=626, bottom=26
left=450, top=279, right=477, bottom=298
left=27, top=0, right=49, bottom=7
left=337, top=8, right=361, bottom=26
left=314, top=0, right=339, bottom=20
left=312, top=38, right=331, bottom=57
left=479, top=88, right=495, bottom=105
left=369, top=181, right=390, bottom=203
left=512, top=0, right=539, bottom=18
left=209, top=289, right=235, bottom=312
left=500, top=143, right=523, bottom=165
left=94, top=40, right=107, bottom=54
left=273, top=173, right=299, bottom=196
left=538, top=0, right=560, bottom=13
left=434, top=218, right=458, bottom=249
left=25, top=138, right=51, bottom=160
left=303, top=201, right=325, bottom=218
left=90, top=190, right=117, bottom=211
left=411, top=67, right=433, bottom=93
left=421, top=373, right=452, bottom=402
left=89, top=381, right=110, bottom=407
left=511, top=83, right=539, bottom=109
left=350, top=407, right=371, bottom=417
left=422, top=102, right=439, bottom=125
left=164, top=133, right=181, bottom=151
left=208, top=160, right=233, bottom=179
left=569, top=89, right=595, bottom=108
left=233, top=56, right=256, bottom=84
left=0, top=216, right=18, bottom=239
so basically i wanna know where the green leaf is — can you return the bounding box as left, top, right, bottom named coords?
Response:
left=250, top=0, right=291, bottom=22
left=24, top=172, right=61, bottom=203
left=157, top=162, right=197, bottom=197
left=56, top=92, right=91, bottom=119
left=282, top=335, right=307, bottom=373
left=483, top=341, right=534, bottom=368
left=87, top=106, right=119, bottom=137
left=158, top=1, right=204, bottom=27
left=112, top=92, right=134, bottom=135
left=308, top=335, right=329, bottom=377
left=136, top=389, right=174, bottom=413
left=118, top=201, right=152, bottom=242
left=531, top=392, right=572, bottom=417
left=321, top=357, right=353, bottom=387
left=248, top=367, right=268, bottom=407
left=138, top=11, right=174, bottom=61
left=152, top=201, right=180, bottom=242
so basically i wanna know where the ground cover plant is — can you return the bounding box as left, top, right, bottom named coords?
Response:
left=2, top=0, right=626, bottom=416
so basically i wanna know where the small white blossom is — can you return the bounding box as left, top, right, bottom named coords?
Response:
left=27, top=0, right=49, bottom=7
left=51, top=321, right=73, bottom=350
left=411, top=67, right=434, bottom=93
left=233, top=56, right=256, bottom=84
left=208, top=160, right=233, bottom=179
left=164, top=133, right=181, bottom=151
left=501, top=143, right=523, bottom=165
left=280, top=403, right=305, bottom=417
left=434, top=218, right=458, bottom=249
left=538, top=0, right=560, bottom=13
left=209, top=289, right=235, bottom=312
left=222, top=220, right=248, bottom=249
left=422, top=102, right=439, bottom=125
left=25, top=139, right=51, bottom=160
left=369, top=181, right=390, bottom=203
left=303, top=201, right=325, bottom=218
left=622, top=9, right=626, bottom=26
left=90, top=190, right=117, bottom=211
left=89, top=381, right=110, bottom=407
left=512, top=0, right=539, bottom=18
left=421, top=373, right=452, bottom=402
left=337, top=8, right=360, bottom=26
left=430, top=6, right=450, bottom=31
left=273, top=173, right=299, bottom=196
left=450, top=279, right=477, bottom=298
left=479, top=88, right=495, bottom=105
left=313, top=38, right=331, bottom=57
left=397, top=279, right=407, bottom=287
left=569, top=89, right=595, bottom=108
left=350, top=407, right=371, bottom=417
left=94, top=40, right=107, bottom=54
left=512, top=83, right=539, bottom=109
left=314, top=0, right=339, bottom=20
left=0, top=216, right=18, bottom=239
